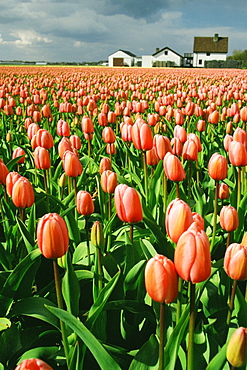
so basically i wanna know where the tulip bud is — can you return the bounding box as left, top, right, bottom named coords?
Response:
left=37, top=213, right=69, bottom=259
left=99, top=157, right=112, bottom=174
left=57, top=119, right=70, bottom=137
left=102, top=127, right=116, bottom=144
left=220, top=205, right=239, bottom=232
left=131, top=120, right=153, bottom=151
left=36, top=129, right=54, bottom=149
left=62, top=150, right=82, bottom=178
left=145, top=254, right=178, bottom=304
left=34, top=146, right=51, bottom=170
left=0, top=161, right=9, bottom=185
left=6, top=171, right=21, bottom=197
left=226, top=327, right=247, bottom=368
left=174, top=228, right=211, bottom=283
left=224, top=243, right=247, bottom=281
left=76, top=190, right=94, bottom=216
left=12, top=176, right=34, bottom=209
left=182, top=138, right=198, bottom=161
left=229, top=140, right=247, bottom=167
left=101, top=170, right=118, bottom=194
left=114, top=184, right=143, bottom=224
left=15, top=358, right=54, bottom=370
left=165, top=198, right=193, bottom=244
left=58, top=173, right=67, bottom=188
left=91, top=221, right=104, bottom=250
left=163, top=152, right=186, bottom=182
left=6, top=131, right=12, bottom=142
left=208, top=153, right=228, bottom=181
left=217, top=183, right=230, bottom=200
left=154, top=134, right=172, bottom=160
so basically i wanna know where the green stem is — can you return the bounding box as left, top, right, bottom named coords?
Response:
left=143, top=151, right=148, bottom=205
left=237, top=167, right=241, bottom=210
left=176, top=182, right=180, bottom=198
left=85, top=216, right=91, bottom=266
left=176, top=277, right=183, bottom=324
left=53, top=260, right=70, bottom=368
left=73, top=177, right=77, bottom=222
left=44, top=169, right=50, bottom=212
left=163, top=173, right=167, bottom=213
left=97, top=248, right=103, bottom=293
left=107, top=194, right=112, bottom=252
left=188, top=161, right=192, bottom=205
left=158, top=303, right=165, bottom=370
left=129, top=224, right=134, bottom=244
left=226, top=232, right=231, bottom=249
left=187, top=282, right=196, bottom=370
left=211, top=181, right=219, bottom=252
left=226, top=279, right=237, bottom=326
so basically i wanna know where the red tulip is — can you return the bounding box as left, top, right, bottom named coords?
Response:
left=69, top=135, right=81, bottom=150
left=208, top=153, right=228, bottom=181
left=196, top=119, right=206, bottom=132
left=223, top=134, right=233, bottom=152
left=99, top=157, right=112, bottom=174
left=106, top=143, right=116, bottom=155
left=182, top=138, right=198, bottom=161
left=153, top=134, right=172, bottom=160
left=208, top=110, right=219, bottom=124
left=224, top=243, right=247, bottom=281
left=233, top=127, right=247, bottom=148
left=56, top=119, right=70, bottom=137
left=58, top=137, right=73, bottom=159
left=191, top=212, right=204, bottom=230
left=6, top=171, right=21, bottom=197
left=34, top=146, right=51, bottom=170
left=62, top=150, right=82, bottom=177
left=102, top=127, right=116, bottom=144
left=165, top=198, right=193, bottom=244
left=101, top=170, right=118, bottom=193
left=36, top=129, right=54, bottom=149
left=171, top=137, right=183, bottom=156
left=174, top=228, right=211, bottom=283
left=37, top=213, right=69, bottom=259
left=81, top=115, right=94, bottom=133
left=41, top=104, right=52, bottom=118
left=163, top=152, right=186, bottom=182
left=0, top=161, right=9, bottom=185
left=146, top=146, right=160, bottom=166
left=114, top=184, right=143, bottom=223
left=98, top=112, right=108, bottom=126
left=12, top=176, right=35, bottom=209
left=174, top=125, right=187, bottom=143
left=220, top=205, right=239, bottom=232
left=131, top=120, right=153, bottom=151
left=218, top=183, right=230, bottom=199
left=145, top=254, right=178, bottom=304
left=27, top=123, right=40, bottom=140
left=15, top=358, right=54, bottom=370
left=229, top=140, right=247, bottom=167
left=76, top=190, right=94, bottom=216
left=240, top=106, right=247, bottom=122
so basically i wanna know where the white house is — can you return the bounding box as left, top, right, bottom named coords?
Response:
left=142, top=47, right=183, bottom=68
left=108, top=50, right=138, bottom=67
left=193, top=34, right=228, bottom=67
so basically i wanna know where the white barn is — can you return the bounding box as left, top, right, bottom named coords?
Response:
left=193, top=34, right=228, bottom=67
left=108, top=50, right=137, bottom=67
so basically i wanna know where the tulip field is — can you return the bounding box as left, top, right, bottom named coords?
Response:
left=1, top=65, right=247, bottom=369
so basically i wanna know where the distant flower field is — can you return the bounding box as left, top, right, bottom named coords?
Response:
left=0, top=65, right=247, bottom=369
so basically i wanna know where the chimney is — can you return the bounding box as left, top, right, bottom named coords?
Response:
left=156, top=47, right=160, bottom=53
left=213, top=33, right=219, bottom=42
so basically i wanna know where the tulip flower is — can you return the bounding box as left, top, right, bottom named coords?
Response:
left=228, top=140, right=247, bottom=167
left=163, top=152, right=186, bottom=183
left=114, top=184, right=143, bottom=225
left=76, top=190, right=94, bottom=216
left=226, top=327, right=247, bottom=368
left=174, top=125, right=187, bottom=143
left=0, top=161, right=9, bottom=185
left=34, top=146, right=51, bottom=170
left=145, top=254, right=178, bottom=304
left=70, top=134, right=81, bottom=150
left=62, top=150, right=82, bottom=178
left=131, top=120, right=153, bottom=151
left=81, top=115, right=94, bottom=134
left=146, top=146, right=160, bottom=166
left=6, top=171, right=21, bottom=197
left=35, top=129, right=54, bottom=149
left=165, top=198, right=193, bottom=244
left=58, top=137, right=73, bottom=159
left=154, top=134, right=172, bottom=160
left=145, top=254, right=178, bottom=370
left=101, top=170, right=118, bottom=194
left=12, top=176, right=34, bottom=209
left=99, top=157, right=112, bottom=174
left=37, top=213, right=69, bottom=259
left=182, top=138, right=198, bottom=162
left=15, top=358, right=54, bottom=370
left=191, top=212, right=204, bottom=230
left=56, top=119, right=70, bottom=137
left=102, top=127, right=116, bottom=144
left=233, top=127, right=247, bottom=148
left=224, top=243, right=247, bottom=281
left=27, top=123, right=40, bottom=140
left=220, top=205, right=239, bottom=232
left=12, top=147, right=25, bottom=164
left=217, top=183, right=230, bottom=200
left=208, top=153, right=228, bottom=181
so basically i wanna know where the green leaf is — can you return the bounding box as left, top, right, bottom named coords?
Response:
left=129, top=334, right=159, bottom=369
left=9, top=297, right=60, bottom=329
left=205, top=343, right=227, bottom=370
left=139, top=239, right=158, bottom=260
left=86, top=271, right=121, bottom=329
left=0, top=318, right=11, bottom=332
left=16, top=216, right=36, bottom=253
left=62, top=252, right=80, bottom=317
left=45, top=305, right=122, bottom=370
left=124, top=260, right=146, bottom=291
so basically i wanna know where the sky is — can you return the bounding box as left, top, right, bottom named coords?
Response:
left=0, top=0, right=246, bottom=63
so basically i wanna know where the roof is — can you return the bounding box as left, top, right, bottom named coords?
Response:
left=193, top=36, right=228, bottom=53
left=152, top=46, right=183, bottom=58
left=109, top=49, right=136, bottom=57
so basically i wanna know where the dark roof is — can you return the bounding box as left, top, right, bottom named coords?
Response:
left=193, top=36, right=228, bottom=53
left=152, top=46, right=183, bottom=58
left=119, top=49, right=136, bottom=57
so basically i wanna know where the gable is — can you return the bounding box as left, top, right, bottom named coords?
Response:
left=152, top=46, right=183, bottom=58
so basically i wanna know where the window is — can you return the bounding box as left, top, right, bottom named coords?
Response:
left=164, top=50, right=168, bottom=55
left=206, top=52, right=210, bottom=56
left=199, top=59, right=202, bottom=65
